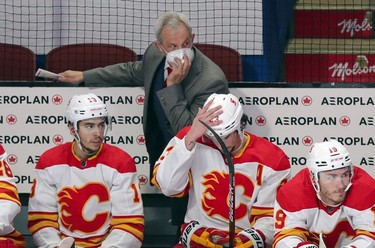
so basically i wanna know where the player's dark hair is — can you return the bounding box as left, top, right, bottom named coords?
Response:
left=240, top=113, right=248, bottom=130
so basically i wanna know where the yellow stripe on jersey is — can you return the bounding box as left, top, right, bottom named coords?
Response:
left=233, top=133, right=251, bottom=158
left=256, top=163, right=264, bottom=186
left=0, top=230, right=26, bottom=247
left=110, top=216, right=144, bottom=242
left=28, top=212, right=59, bottom=233
left=151, top=162, right=161, bottom=188
left=356, top=229, right=375, bottom=240
left=249, top=206, right=273, bottom=225
left=72, top=234, right=108, bottom=247
left=0, top=181, right=20, bottom=205
left=273, top=228, right=310, bottom=247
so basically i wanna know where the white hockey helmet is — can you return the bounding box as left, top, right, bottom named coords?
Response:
left=307, top=139, right=353, bottom=192
left=204, top=93, right=244, bottom=139
left=66, top=93, right=110, bottom=131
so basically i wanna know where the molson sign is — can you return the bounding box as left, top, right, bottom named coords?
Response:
left=294, top=10, right=372, bottom=38
left=285, top=39, right=375, bottom=82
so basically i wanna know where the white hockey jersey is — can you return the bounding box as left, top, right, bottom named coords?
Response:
left=0, top=144, right=25, bottom=247
left=273, top=167, right=375, bottom=248
left=28, top=142, right=144, bottom=248
left=152, top=127, right=291, bottom=247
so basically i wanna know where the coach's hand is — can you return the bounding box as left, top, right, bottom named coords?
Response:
left=58, top=70, right=84, bottom=85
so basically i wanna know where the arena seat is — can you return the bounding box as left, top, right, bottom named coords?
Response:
left=45, top=43, right=138, bottom=73
left=0, top=43, right=36, bottom=81
left=194, top=43, right=243, bottom=81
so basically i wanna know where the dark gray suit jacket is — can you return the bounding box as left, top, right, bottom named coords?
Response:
left=83, top=43, right=229, bottom=166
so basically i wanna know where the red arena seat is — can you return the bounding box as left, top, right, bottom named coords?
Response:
left=46, top=43, right=138, bottom=73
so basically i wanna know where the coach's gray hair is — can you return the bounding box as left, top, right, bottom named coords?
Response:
left=154, top=11, right=192, bottom=42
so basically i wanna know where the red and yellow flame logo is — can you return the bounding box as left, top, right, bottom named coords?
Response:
left=58, top=183, right=110, bottom=233
left=201, top=171, right=254, bottom=220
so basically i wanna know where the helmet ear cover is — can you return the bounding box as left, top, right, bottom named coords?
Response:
left=204, top=93, right=244, bottom=139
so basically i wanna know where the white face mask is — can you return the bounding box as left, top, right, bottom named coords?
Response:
left=165, top=48, right=194, bottom=65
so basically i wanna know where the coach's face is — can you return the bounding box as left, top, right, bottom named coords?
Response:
left=156, top=23, right=195, bottom=52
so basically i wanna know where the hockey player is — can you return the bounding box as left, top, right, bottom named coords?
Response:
left=28, top=93, right=144, bottom=247
left=0, top=145, right=25, bottom=248
left=152, top=93, right=291, bottom=248
left=273, top=140, right=375, bottom=248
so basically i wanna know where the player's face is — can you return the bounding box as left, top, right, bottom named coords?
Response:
left=318, top=167, right=351, bottom=205
left=76, top=117, right=106, bottom=155
left=212, top=131, right=242, bottom=155
left=157, top=23, right=195, bottom=52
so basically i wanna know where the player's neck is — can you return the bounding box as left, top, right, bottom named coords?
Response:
left=73, top=141, right=97, bottom=160
left=231, top=133, right=248, bottom=156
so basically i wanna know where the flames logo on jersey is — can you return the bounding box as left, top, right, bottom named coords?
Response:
left=58, top=183, right=110, bottom=233
left=324, top=221, right=356, bottom=248
left=201, top=170, right=254, bottom=220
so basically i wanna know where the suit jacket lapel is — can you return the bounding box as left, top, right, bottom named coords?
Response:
left=144, top=43, right=165, bottom=98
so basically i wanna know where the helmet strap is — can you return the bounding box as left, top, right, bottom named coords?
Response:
left=344, top=182, right=352, bottom=192
left=72, top=131, right=97, bottom=157
left=311, top=173, right=320, bottom=194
